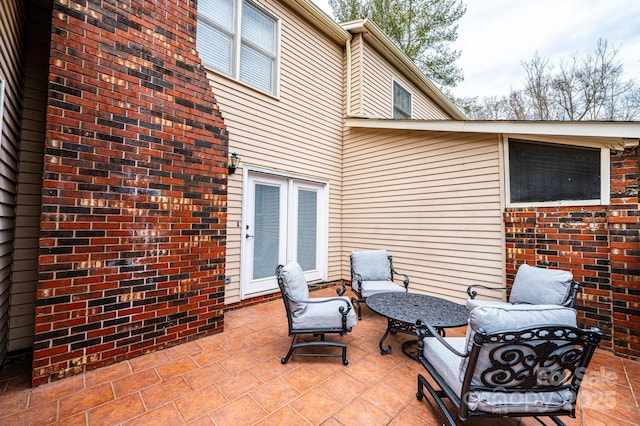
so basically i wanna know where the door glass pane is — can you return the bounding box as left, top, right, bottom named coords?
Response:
left=253, top=184, right=280, bottom=280
left=297, top=189, right=317, bottom=271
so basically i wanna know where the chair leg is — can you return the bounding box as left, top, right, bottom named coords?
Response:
left=540, top=416, right=566, bottom=426
left=281, top=335, right=297, bottom=364
left=282, top=335, right=349, bottom=365
left=417, top=373, right=456, bottom=426
left=351, top=296, right=362, bottom=320
left=341, top=343, right=348, bottom=366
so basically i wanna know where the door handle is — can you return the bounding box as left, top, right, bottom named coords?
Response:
left=246, top=234, right=254, bottom=239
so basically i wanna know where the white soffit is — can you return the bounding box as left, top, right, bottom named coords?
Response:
left=345, top=118, right=640, bottom=142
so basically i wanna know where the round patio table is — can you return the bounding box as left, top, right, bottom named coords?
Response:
left=366, top=292, right=469, bottom=359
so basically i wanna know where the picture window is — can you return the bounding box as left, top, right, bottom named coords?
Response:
left=506, top=138, right=608, bottom=206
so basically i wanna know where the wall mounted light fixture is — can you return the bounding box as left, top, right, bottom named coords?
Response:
left=228, top=152, right=240, bottom=175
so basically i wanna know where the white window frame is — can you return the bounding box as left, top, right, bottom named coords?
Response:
left=197, top=0, right=281, bottom=96
left=392, top=80, right=412, bottom=119
left=504, top=136, right=610, bottom=208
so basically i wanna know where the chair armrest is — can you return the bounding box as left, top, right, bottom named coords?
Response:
left=566, top=280, right=580, bottom=308
left=308, top=280, right=348, bottom=296
left=285, top=292, right=353, bottom=315
left=416, top=320, right=470, bottom=358
left=391, top=267, right=409, bottom=289
left=466, top=284, right=509, bottom=299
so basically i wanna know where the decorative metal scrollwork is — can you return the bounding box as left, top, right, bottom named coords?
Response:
left=477, top=326, right=588, bottom=389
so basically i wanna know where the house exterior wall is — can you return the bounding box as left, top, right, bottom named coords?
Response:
left=504, top=146, right=640, bottom=359
left=0, top=0, right=25, bottom=365
left=33, top=0, right=228, bottom=386
left=344, top=126, right=639, bottom=359
left=360, top=42, right=449, bottom=120
left=1, top=0, right=634, bottom=391
left=342, top=127, right=504, bottom=302
left=9, top=0, right=48, bottom=354
left=206, top=0, right=345, bottom=305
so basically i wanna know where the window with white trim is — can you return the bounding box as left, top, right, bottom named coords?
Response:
left=197, top=0, right=279, bottom=95
left=506, top=138, right=610, bottom=207
left=393, top=81, right=411, bottom=119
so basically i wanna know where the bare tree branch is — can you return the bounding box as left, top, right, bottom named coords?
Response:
left=470, top=38, right=638, bottom=121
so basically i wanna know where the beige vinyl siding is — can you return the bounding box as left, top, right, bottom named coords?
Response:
left=348, top=34, right=363, bottom=116
left=361, top=42, right=449, bottom=120
left=0, top=0, right=25, bottom=360
left=201, top=0, right=345, bottom=304
left=9, top=2, right=48, bottom=352
left=342, top=127, right=504, bottom=304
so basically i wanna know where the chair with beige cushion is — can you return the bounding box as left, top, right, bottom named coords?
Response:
left=416, top=303, right=602, bottom=425
left=276, top=261, right=356, bottom=365
left=350, top=249, right=409, bottom=320
left=466, top=263, right=580, bottom=311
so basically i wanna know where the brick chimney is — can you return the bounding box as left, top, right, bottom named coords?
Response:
left=34, top=0, right=228, bottom=385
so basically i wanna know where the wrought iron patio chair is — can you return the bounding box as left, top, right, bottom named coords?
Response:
left=350, top=249, right=409, bottom=320
left=276, top=261, right=356, bottom=365
left=467, top=263, right=580, bottom=311
left=416, top=303, right=601, bottom=426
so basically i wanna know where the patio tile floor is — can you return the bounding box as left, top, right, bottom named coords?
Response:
left=1, top=287, right=638, bottom=425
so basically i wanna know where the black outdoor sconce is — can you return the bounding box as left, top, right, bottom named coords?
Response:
left=228, top=152, right=240, bottom=175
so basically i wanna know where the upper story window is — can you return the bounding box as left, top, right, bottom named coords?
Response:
left=506, top=138, right=610, bottom=207
left=197, top=0, right=279, bottom=95
left=393, top=81, right=411, bottom=119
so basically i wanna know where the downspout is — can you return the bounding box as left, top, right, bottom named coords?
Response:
left=345, top=36, right=352, bottom=117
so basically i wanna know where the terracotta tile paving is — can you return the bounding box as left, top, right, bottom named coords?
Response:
left=0, top=287, right=638, bottom=425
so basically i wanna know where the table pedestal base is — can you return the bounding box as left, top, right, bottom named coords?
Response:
left=379, top=318, right=446, bottom=360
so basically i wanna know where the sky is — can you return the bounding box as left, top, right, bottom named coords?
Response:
left=311, top=0, right=640, bottom=100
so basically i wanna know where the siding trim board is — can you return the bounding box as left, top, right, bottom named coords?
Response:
left=9, top=0, right=49, bottom=355
left=0, top=71, right=5, bottom=138
left=345, top=118, right=640, bottom=141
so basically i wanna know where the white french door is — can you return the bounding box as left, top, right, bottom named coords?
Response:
left=241, top=171, right=328, bottom=298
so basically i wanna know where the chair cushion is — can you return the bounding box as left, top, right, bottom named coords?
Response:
left=361, top=280, right=406, bottom=298
left=291, top=297, right=357, bottom=329
left=465, top=299, right=510, bottom=311
left=280, top=261, right=310, bottom=317
left=422, top=336, right=466, bottom=396
left=351, top=250, right=391, bottom=281
left=466, top=388, right=576, bottom=415
left=510, top=263, right=573, bottom=306
left=460, top=304, right=577, bottom=383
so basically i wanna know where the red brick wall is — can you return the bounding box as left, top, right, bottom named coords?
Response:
left=505, top=147, right=640, bottom=360
left=34, top=0, right=228, bottom=385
